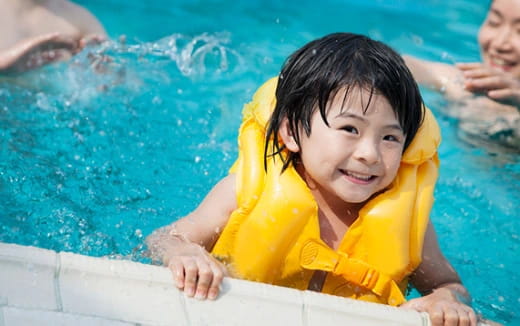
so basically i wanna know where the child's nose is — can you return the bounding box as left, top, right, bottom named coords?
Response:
left=352, top=140, right=380, bottom=164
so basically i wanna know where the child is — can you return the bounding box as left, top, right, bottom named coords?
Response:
left=0, top=0, right=106, bottom=73
left=147, top=33, right=477, bottom=326
left=404, top=0, right=520, bottom=150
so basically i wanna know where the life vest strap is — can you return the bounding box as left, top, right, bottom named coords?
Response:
left=300, top=239, right=406, bottom=306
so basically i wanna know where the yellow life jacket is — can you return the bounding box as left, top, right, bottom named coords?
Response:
left=211, top=77, right=441, bottom=306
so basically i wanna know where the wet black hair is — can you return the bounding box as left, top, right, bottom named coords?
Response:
left=265, top=32, right=424, bottom=172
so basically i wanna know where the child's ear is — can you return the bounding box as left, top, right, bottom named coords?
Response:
left=279, top=118, right=300, bottom=152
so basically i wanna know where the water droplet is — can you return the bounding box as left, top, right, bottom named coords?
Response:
left=152, top=96, right=162, bottom=105
left=411, top=35, right=423, bottom=46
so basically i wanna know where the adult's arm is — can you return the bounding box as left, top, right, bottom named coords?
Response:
left=403, top=55, right=470, bottom=101
left=0, top=33, right=79, bottom=73
left=45, top=0, right=107, bottom=37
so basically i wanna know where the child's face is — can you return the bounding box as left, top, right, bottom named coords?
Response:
left=283, top=87, right=405, bottom=208
left=478, top=0, right=520, bottom=78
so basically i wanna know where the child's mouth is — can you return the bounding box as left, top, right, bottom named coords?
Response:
left=340, top=169, right=376, bottom=183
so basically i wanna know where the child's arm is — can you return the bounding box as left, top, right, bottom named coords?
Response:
left=402, top=221, right=478, bottom=326
left=146, top=174, right=238, bottom=300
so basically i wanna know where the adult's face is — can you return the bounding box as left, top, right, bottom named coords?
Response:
left=478, top=0, right=520, bottom=78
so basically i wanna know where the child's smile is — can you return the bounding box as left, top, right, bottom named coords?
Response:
left=340, top=169, right=377, bottom=184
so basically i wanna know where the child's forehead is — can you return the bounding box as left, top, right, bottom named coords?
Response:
left=313, top=85, right=401, bottom=124
left=325, top=85, right=391, bottom=111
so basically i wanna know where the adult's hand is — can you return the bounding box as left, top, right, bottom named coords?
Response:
left=457, top=62, right=520, bottom=107
left=0, top=32, right=103, bottom=73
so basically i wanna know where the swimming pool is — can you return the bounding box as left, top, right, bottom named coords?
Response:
left=0, top=0, right=518, bottom=324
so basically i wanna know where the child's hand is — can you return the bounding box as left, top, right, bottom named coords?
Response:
left=457, top=62, right=520, bottom=106
left=400, top=286, right=477, bottom=326
left=165, top=239, right=229, bottom=300
left=146, top=175, right=237, bottom=300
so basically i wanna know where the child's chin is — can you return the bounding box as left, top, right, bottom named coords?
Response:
left=343, top=194, right=372, bottom=204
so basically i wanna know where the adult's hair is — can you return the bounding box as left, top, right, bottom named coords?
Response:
left=265, top=32, right=424, bottom=171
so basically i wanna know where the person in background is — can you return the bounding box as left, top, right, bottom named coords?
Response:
left=147, top=32, right=478, bottom=326
left=0, top=0, right=106, bottom=74
left=404, top=0, right=520, bottom=151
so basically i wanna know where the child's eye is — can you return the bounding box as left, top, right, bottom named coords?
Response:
left=341, top=125, right=358, bottom=134
left=383, top=134, right=401, bottom=142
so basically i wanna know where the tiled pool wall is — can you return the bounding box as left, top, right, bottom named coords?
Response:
left=0, top=242, right=435, bottom=325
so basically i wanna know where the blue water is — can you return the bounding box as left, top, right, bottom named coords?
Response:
left=0, top=0, right=518, bottom=324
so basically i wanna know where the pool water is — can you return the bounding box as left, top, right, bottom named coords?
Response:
left=1, top=0, right=518, bottom=324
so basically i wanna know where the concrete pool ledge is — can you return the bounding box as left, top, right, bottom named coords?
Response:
left=0, top=242, right=433, bottom=325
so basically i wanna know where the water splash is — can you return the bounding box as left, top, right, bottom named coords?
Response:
left=91, top=32, right=243, bottom=78
left=0, top=32, right=242, bottom=260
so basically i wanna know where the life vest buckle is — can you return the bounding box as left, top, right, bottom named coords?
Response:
left=336, top=258, right=380, bottom=291
left=360, top=268, right=380, bottom=290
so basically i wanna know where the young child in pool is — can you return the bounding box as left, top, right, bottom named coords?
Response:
left=147, top=33, right=477, bottom=326
left=404, top=0, right=520, bottom=150
left=0, top=0, right=106, bottom=74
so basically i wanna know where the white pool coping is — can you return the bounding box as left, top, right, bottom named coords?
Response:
left=0, top=242, right=435, bottom=325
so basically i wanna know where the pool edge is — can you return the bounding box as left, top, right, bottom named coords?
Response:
left=0, top=242, right=431, bottom=325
